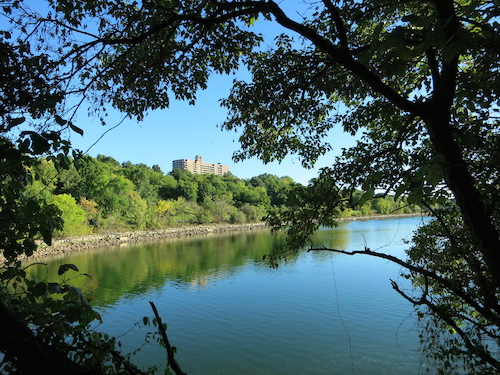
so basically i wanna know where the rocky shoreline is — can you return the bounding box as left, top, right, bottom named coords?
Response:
left=4, top=213, right=425, bottom=263
left=26, top=223, right=270, bottom=261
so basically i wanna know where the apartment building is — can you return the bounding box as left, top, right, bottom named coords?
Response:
left=172, top=155, right=230, bottom=176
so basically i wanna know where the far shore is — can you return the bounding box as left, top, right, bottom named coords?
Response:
left=9, top=213, right=425, bottom=262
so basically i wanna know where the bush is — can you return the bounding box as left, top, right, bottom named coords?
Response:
left=51, top=194, right=90, bottom=236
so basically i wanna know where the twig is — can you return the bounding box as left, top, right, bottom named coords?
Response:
left=149, top=301, right=187, bottom=375
left=307, top=246, right=499, bottom=324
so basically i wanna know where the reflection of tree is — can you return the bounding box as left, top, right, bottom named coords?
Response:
left=28, top=230, right=284, bottom=307
left=189, top=276, right=210, bottom=290
left=311, top=224, right=351, bottom=250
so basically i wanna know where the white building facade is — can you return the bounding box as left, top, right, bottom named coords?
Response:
left=172, top=155, right=230, bottom=176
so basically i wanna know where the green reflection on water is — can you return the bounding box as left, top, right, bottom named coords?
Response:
left=28, top=226, right=351, bottom=307
left=25, top=220, right=426, bottom=375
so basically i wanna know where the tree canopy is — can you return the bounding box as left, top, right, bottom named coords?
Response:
left=1, top=0, right=500, bottom=373
left=24, top=155, right=410, bottom=235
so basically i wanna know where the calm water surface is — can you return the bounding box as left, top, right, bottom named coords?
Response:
left=33, top=217, right=430, bottom=374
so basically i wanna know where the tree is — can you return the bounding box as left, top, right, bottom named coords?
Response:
left=3, top=0, right=500, bottom=373
left=152, top=164, right=162, bottom=173
left=0, top=9, right=166, bottom=373
left=0, top=23, right=153, bottom=375
left=249, top=174, right=295, bottom=206
left=172, top=196, right=199, bottom=225
left=50, top=194, right=90, bottom=236
left=154, top=199, right=178, bottom=227
left=121, top=162, right=165, bottom=204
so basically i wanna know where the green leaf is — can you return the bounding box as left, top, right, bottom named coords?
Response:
left=369, top=171, right=383, bottom=184
left=8, top=117, right=26, bottom=127
left=30, top=282, right=47, bottom=296
left=361, top=179, right=370, bottom=191
left=58, top=264, right=70, bottom=275
left=401, top=14, right=420, bottom=24
left=58, top=264, right=79, bottom=275
left=54, top=114, right=68, bottom=126
left=48, top=282, right=63, bottom=294
left=71, top=286, right=87, bottom=304
left=41, top=230, right=52, bottom=246
left=358, top=188, right=374, bottom=207
left=407, top=190, right=423, bottom=204
left=69, top=123, right=84, bottom=136
left=394, top=183, right=407, bottom=200
left=245, top=17, right=257, bottom=26
left=22, top=238, right=37, bottom=256
left=30, top=133, right=50, bottom=154
left=426, top=164, right=442, bottom=186
left=66, top=264, right=79, bottom=272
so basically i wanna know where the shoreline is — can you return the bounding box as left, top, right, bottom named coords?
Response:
left=29, top=223, right=269, bottom=260
left=10, top=213, right=425, bottom=262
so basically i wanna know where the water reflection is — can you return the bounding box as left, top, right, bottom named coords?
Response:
left=28, top=217, right=427, bottom=375
left=28, top=220, right=405, bottom=308
left=29, top=229, right=290, bottom=306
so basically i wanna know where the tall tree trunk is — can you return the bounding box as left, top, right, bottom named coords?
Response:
left=424, top=109, right=500, bottom=290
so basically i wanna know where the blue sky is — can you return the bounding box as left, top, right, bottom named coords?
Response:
left=67, top=14, right=358, bottom=186
left=7, top=1, right=359, bottom=185
left=69, top=70, right=357, bottom=185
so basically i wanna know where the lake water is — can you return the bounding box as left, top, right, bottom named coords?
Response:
left=32, top=216, right=431, bottom=374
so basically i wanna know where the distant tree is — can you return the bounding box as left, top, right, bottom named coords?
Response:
left=233, top=181, right=270, bottom=207
left=240, top=203, right=266, bottom=222
left=55, top=161, right=82, bottom=195
left=230, top=209, right=247, bottom=224
left=79, top=197, right=99, bottom=226
left=173, top=197, right=198, bottom=225
left=212, top=196, right=234, bottom=224
left=32, top=158, right=59, bottom=191
left=372, top=197, right=395, bottom=215
left=154, top=199, right=177, bottom=227
left=157, top=174, right=178, bottom=199
left=121, top=162, right=165, bottom=204
left=250, top=174, right=295, bottom=206
left=97, top=154, right=121, bottom=168
left=178, top=178, right=199, bottom=202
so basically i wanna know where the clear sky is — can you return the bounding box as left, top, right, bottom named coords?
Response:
left=69, top=71, right=357, bottom=185
left=13, top=1, right=359, bottom=186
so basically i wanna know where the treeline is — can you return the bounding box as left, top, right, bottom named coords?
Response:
left=25, top=154, right=421, bottom=236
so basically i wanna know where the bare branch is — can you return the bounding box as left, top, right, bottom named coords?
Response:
left=390, top=274, right=428, bottom=305
left=149, top=301, right=187, bottom=375
left=307, top=246, right=500, bottom=325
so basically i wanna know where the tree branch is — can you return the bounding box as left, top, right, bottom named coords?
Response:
left=390, top=275, right=428, bottom=305
left=321, top=0, right=348, bottom=51
left=430, top=0, right=459, bottom=109
left=307, top=246, right=500, bottom=325
left=149, top=301, right=187, bottom=375
left=263, top=1, right=423, bottom=116
left=425, top=47, right=440, bottom=90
